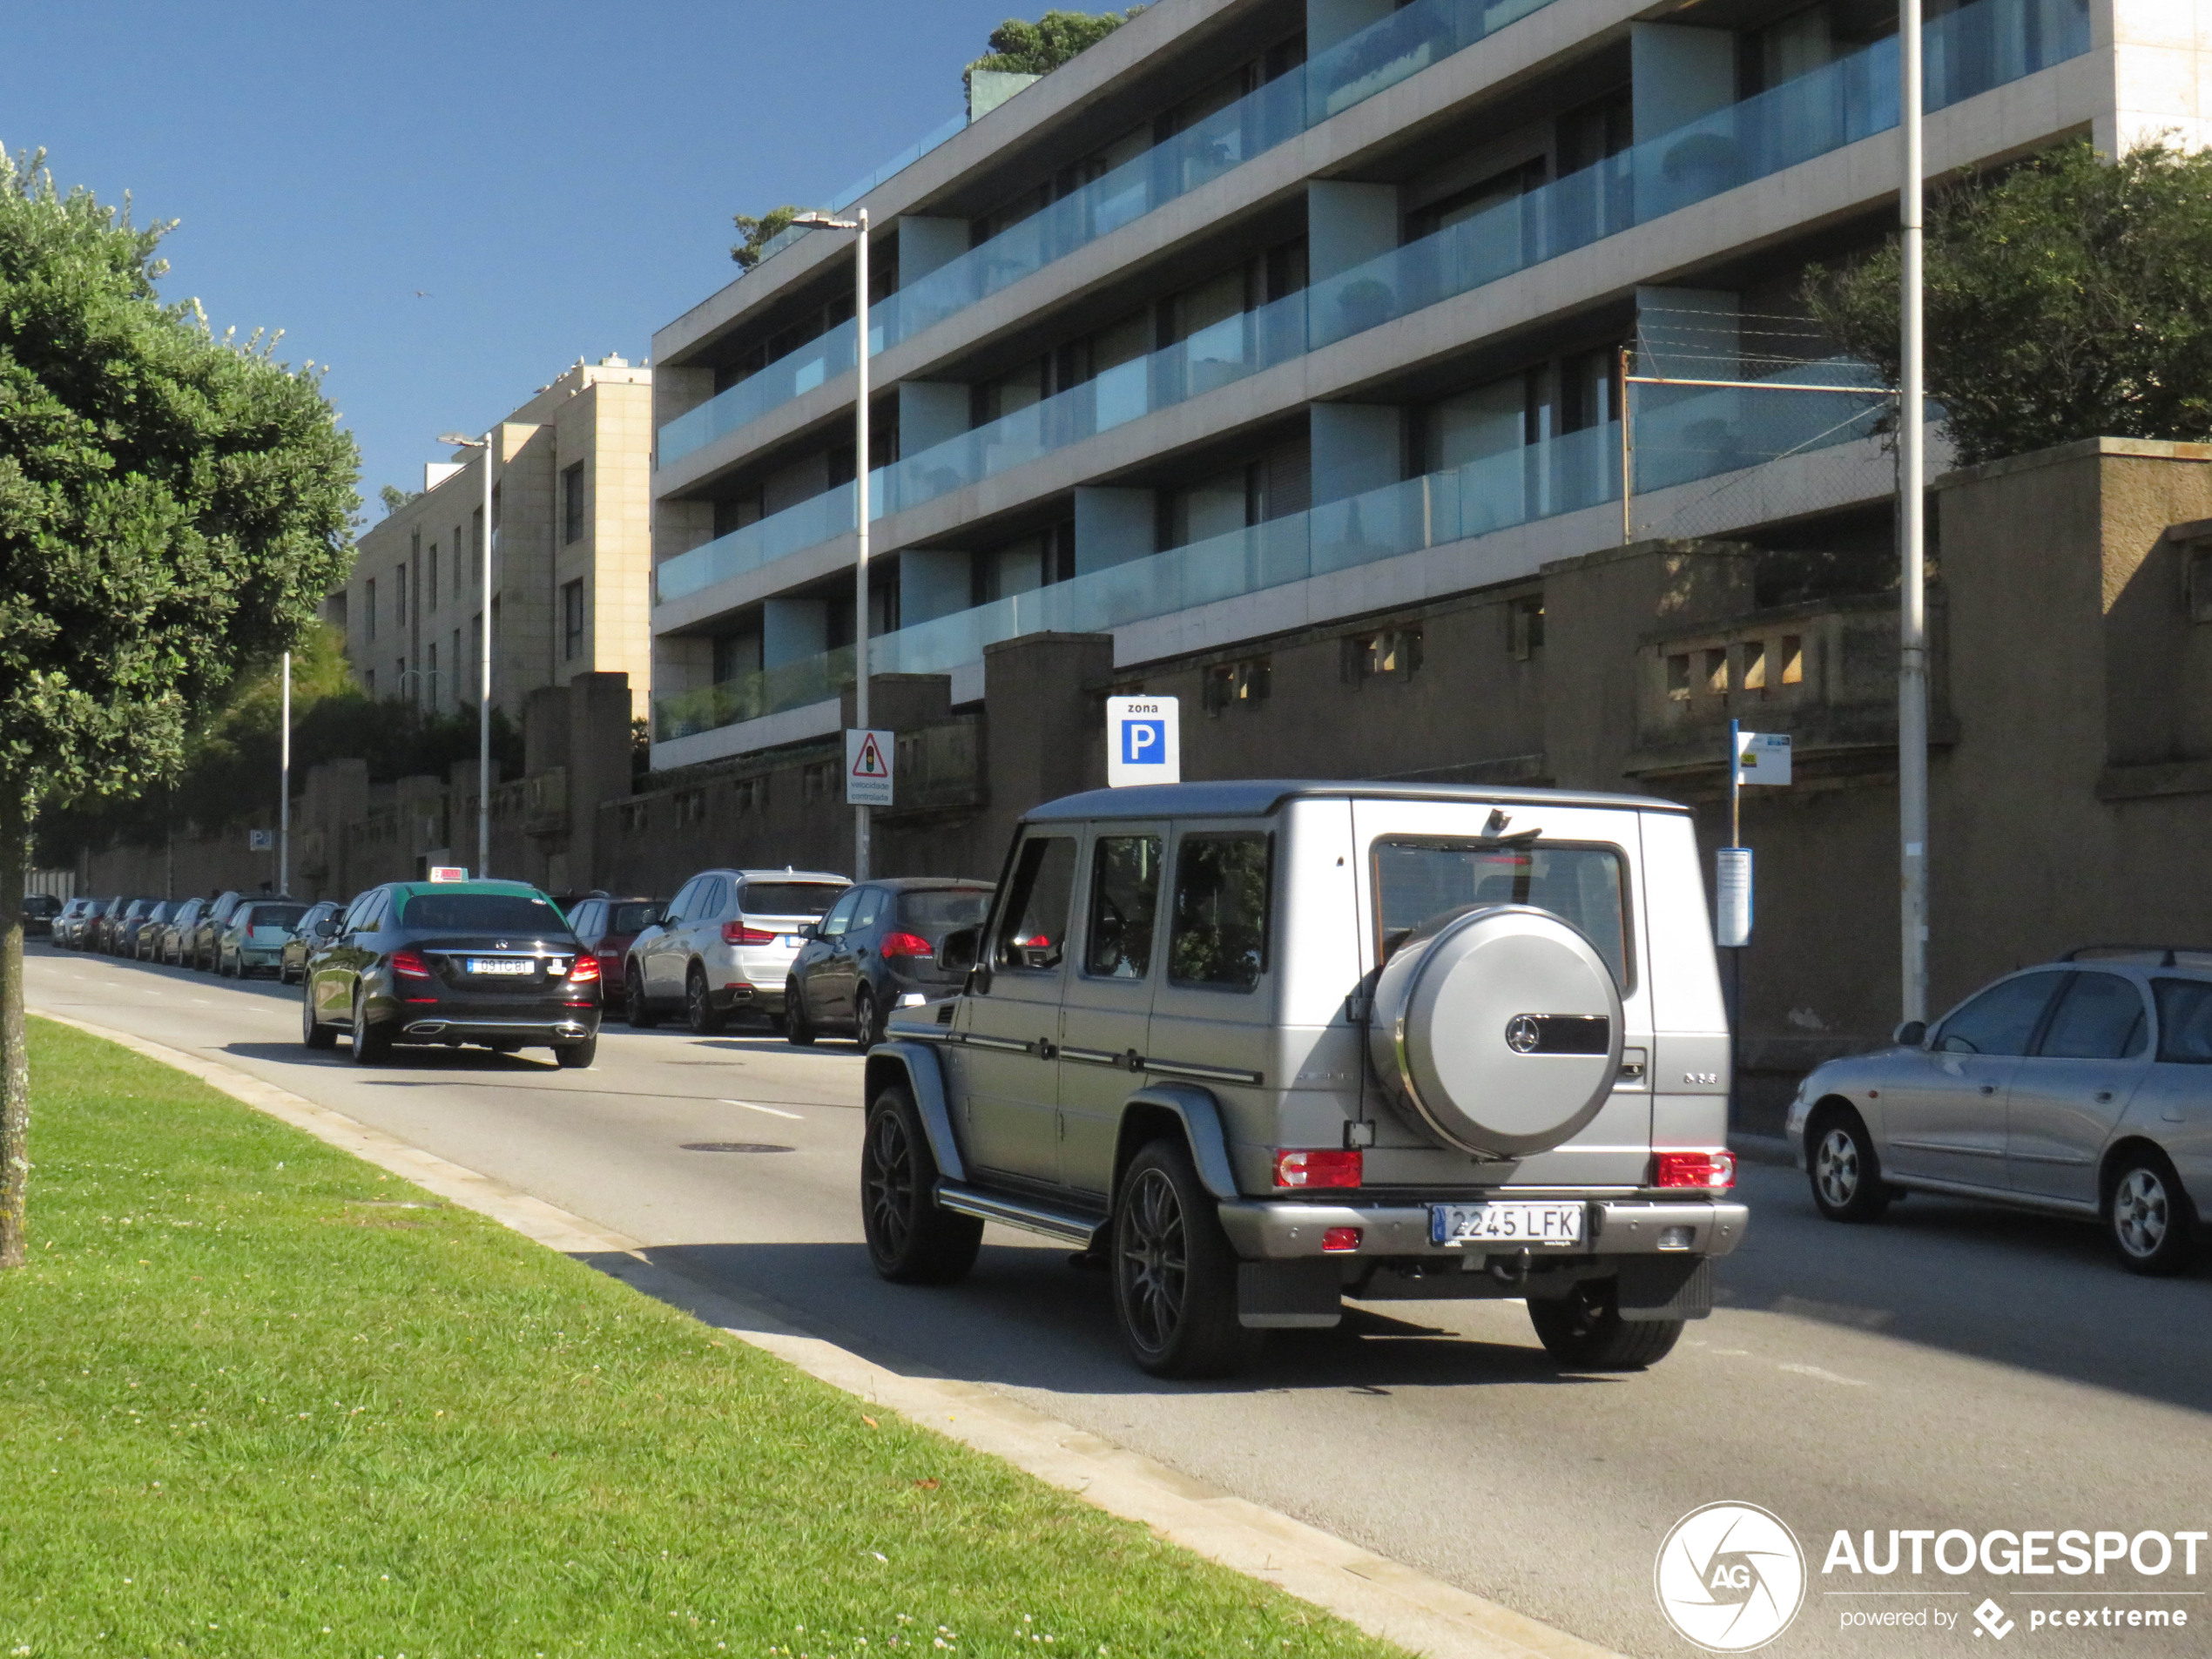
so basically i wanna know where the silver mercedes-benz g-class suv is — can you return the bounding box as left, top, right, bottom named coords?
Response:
left=860, top=781, right=1746, bottom=1377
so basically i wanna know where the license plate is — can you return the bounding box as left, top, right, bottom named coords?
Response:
left=779, top=935, right=802, bottom=948
left=1430, top=1201, right=1586, bottom=1246
left=466, top=958, right=534, bottom=976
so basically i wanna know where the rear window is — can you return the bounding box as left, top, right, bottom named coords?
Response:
left=899, top=888, right=993, bottom=937
left=738, top=882, right=843, bottom=919
left=1372, top=839, right=1630, bottom=989
left=610, top=901, right=662, bottom=934
left=243, top=904, right=309, bottom=932
left=2154, top=978, right=2212, bottom=1063
left=400, top=892, right=569, bottom=934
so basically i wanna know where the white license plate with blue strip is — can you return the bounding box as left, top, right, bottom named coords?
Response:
left=466, top=958, right=534, bottom=976
left=1430, top=1202, right=1586, bottom=1246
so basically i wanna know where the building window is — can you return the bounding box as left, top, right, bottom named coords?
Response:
left=1781, top=634, right=1804, bottom=685
left=1345, top=626, right=1422, bottom=685
left=453, top=525, right=465, bottom=599
left=451, top=629, right=463, bottom=704
left=1667, top=653, right=1692, bottom=701
left=366, top=668, right=376, bottom=696
left=563, top=462, right=586, bottom=544
left=1742, top=638, right=1768, bottom=691
left=1203, top=658, right=1271, bottom=714
left=1507, top=596, right=1545, bottom=660
left=562, top=578, right=586, bottom=661
left=365, top=577, right=377, bottom=642
left=471, top=506, right=485, bottom=585
left=675, top=787, right=707, bottom=826
left=395, top=563, right=408, bottom=626
left=1703, top=647, right=1730, bottom=696
left=428, top=543, right=440, bottom=610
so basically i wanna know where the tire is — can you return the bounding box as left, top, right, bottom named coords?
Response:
left=1527, top=1281, right=1684, bottom=1370
left=624, top=965, right=661, bottom=1029
left=784, top=978, right=817, bottom=1046
left=685, top=965, right=725, bottom=1035
left=1110, top=1138, right=1259, bottom=1379
left=1807, top=1106, right=1891, bottom=1223
left=554, top=1035, right=597, bottom=1069
left=861, top=1082, right=981, bottom=1284
left=301, top=981, right=337, bottom=1050
left=349, top=994, right=391, bottom=1066
left=2107, top=1150, right=2197, bottom=1277
left=853, top=985, right=882, bottom=1052
left=489, top=1040, right=523, bottom=1055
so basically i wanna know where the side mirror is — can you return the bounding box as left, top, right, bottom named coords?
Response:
left=314, top=916, right=340, bottom=939
left=937, top=926, right=980, bottom=975
left=1894, top=1020, right=1928, bottom=1049
left=799, top=923, right=819, bottom=940
left=659, top=914, right=681, bottom=929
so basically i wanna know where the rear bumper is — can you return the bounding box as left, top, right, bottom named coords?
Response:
left=1216, top=1197, right=1749, bottom=1261
left=399, top=1015, right=598, bottom=1043
left=709, top=981, right=787, bottom=1015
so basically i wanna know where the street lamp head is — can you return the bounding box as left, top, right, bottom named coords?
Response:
left=792, top=212, right=860, bottom=232
left=438, top=431, right=485, bottom=448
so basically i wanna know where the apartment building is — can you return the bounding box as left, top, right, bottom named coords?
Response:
left=341, top=355, right=654, bottom=722
left=644, top=0, right=2188, bottom=776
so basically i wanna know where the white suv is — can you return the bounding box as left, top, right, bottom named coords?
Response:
left=624, top=867, right=849, bottom=1034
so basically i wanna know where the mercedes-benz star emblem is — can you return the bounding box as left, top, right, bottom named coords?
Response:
left=1505, top=1015, right=1543, bottom=1054
left=496, top=940, right=509, bottom=948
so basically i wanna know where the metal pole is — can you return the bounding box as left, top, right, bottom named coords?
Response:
left=479, top=429, right=494, bottom=880
left=853, top=209, right=872, bottom=884
left=1729, top=716, right=1742, bottom=849
left=1618, top=345, right=1633, bottom=546
left=1726, top=715, right=1743, bottom=1130
left=1898, top=0, right=1929, bottom=1023
left=279, top=651, right=292, bottom=897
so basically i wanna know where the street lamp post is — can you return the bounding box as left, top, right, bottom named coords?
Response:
left=792, top=208, right=873, bottom=882
left=1898, top=0, right=1929, bottom=1023
left=278, top=650, right=291, bottom=897
left=438, top=427, right=497, bottom=880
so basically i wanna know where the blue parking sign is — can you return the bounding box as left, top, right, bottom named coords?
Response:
left=1106, top=696, right=1180, bottom=786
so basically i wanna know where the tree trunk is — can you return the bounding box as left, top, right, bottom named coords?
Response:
left=0, top=793, right=28, bottom=1269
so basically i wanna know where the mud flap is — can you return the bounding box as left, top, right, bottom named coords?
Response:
left=1617, top=1257, right=1711, bottom=1321
left=1238, top=1259, right=1342, bottom=1329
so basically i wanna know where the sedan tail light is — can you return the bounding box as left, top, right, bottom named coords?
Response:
left=1273, top=1149, right=1362, bottom=1190
left=722, top=922, right=778, bottom=945
left=1653, top=1150, right=1736, bottom=1190
left=568, top=954, right=601, bottom=983
left=878, top=931, right=934, bottom=960
left=389, top=949, right=433, bottom=981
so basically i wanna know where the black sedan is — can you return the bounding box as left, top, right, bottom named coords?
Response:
left=278, top=900, right=341, bottom=984
left=21, top=894, right=61, bottom=939
left=300, top=879, right=600, bottom=1069
left=785, top=876, right=993, bottom=1049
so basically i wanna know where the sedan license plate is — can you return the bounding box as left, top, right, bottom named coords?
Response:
left=466, top=958, right=534, bottom=976
left=1430, top=1201, right=1585, bottom=1247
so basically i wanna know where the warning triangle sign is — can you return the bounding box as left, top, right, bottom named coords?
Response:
left=852, top=731, right=889, bottom=778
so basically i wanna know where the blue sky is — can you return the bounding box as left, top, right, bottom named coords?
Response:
left=0, top=1, right=1021, bottom=517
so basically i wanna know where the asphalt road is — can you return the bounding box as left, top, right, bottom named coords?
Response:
left=25, top=941, right=2212, bottom=1658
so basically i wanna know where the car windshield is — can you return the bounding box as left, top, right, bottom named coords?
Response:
left=898, top=889, right=993, bottom=936
left=738, top=882, right=842, bottom=918
left=400, top=893, right=570, bottom=933
left=244, top=904, right=309, bottom=932
left=1372, top=839, right=1630, bottom=988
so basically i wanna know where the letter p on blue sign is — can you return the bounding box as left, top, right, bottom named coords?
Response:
left=1107, top=695, right=1180, bottom=787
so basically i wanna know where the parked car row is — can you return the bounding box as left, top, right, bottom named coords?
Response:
left=52, top=890, right=312, bottom=975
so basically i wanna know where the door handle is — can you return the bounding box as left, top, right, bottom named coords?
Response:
left=2094, top=1090, right=2114, bottom=1103
left=1979, top=1084, right=1996, bottom=1096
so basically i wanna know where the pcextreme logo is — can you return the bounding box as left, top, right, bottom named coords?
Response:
left=1656, top=1502, right=1810, bottom=1651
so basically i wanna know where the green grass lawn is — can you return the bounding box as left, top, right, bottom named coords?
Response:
left=0, top=1017, right=1404, bottom=1659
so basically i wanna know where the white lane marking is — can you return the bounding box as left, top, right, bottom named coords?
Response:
left=1777, top=1362, right=1869, bottom=1387
left=721, top=1099, right=802, bottom=1119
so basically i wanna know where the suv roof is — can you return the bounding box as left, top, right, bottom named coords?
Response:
left=1022, top=779, right=1692, bottom=824
left=690, top=867, right=848, bottom=883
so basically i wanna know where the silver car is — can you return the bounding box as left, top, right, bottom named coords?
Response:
left=1787, top=949, right=2212, bottom=1275
left=624, top=867, right=849, bottom=1034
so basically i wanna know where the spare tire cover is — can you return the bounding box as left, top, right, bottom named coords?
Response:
left=1366, top=904, right=1624, bottom=1157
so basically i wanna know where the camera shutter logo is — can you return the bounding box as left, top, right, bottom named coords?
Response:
left=1654, top=1502, right=1806, bottom=1651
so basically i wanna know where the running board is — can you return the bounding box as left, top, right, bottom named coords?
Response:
left=935, top=1183, right=1104, bottom=1247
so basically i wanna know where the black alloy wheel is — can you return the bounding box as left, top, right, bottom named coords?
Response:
left=349, top=993, right=391, bottom=1066
left=1807, top=1107, right=1891, bottom=1223
left=624, top=964, right=661, bottom=1028
left=685, top=965, right=725, bottom=1035
left=860, top=1082, right=981, bottom=1284
left=784, top=977, right=817, bottom=1046
left=853, top=986, right=881, bottom=1052
left=301, top=981, right=336, bottom=1050
left=2108, top=1151, right=2197, bottom=1277
left=1527, top=1280, right=1683, bottom=1370
left=1110, top=1138, right=1256, bottom=1379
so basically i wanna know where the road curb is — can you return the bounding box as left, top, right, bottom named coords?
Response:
left=30, top=1008, right=1626, bottom=1659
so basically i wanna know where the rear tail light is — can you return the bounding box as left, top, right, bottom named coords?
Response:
left=722, top=922, right=777, bottom=945
left=878, top=931, right=934, bottom=960
left=1321, top=1226, right=1364, bottom=1253
left=1273, top=1149, right=1362, bottom=1190
left=568, top=954, right=601, bottom=983
left=389, top=949, right=432, bottom=981
left=1653, top=1150, right=1736, bottom=1190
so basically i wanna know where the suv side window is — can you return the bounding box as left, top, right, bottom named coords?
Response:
left=852, top=888, right=887, bottom=934
left=1935, top=972, right=2061, bottom=1055
left=1084, top=835, right=1162, bottom=979
left=1168, top=833, right=1271, bottom=990
left=2153, top=979, right=2212, bottom=1063
left=664, top=878, right=701, bottom=926
left=995, top=835, right=1076, bottom=971
left=819, top=890, right=863, bottom=939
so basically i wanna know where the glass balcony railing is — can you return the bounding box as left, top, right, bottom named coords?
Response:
left=653, top=0, right=2084, bottom=597
left=661, top=0, right=1575, bottom=469
left=651, top=366, right=1893, bottom=742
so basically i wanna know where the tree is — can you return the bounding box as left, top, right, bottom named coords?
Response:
left=731, top=206, right=802, bottom=271
left=0, top=149, right=357, bottom=1267
left=968, top=9, right=1146, bottom=79
left=1804, top=140, right=2212, bottom=468
left=378, top=482, right=418, bottom=517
